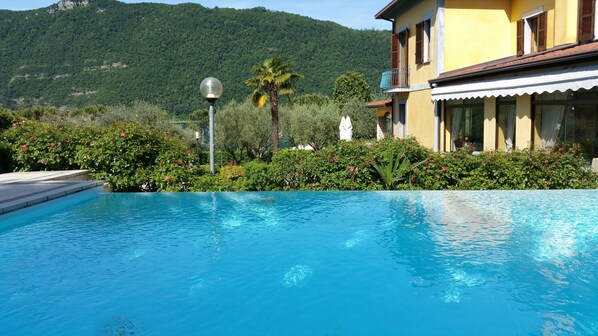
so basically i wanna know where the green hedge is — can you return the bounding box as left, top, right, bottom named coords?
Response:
left=2, top=115, right=596, bottom=191
left=215, top=139, right=598, bottom=191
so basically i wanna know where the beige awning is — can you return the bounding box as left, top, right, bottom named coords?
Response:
left=431, top=64, right=598, bottom=101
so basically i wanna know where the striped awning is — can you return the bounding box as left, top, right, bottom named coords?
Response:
left=431, top=63, right=598, bottom=101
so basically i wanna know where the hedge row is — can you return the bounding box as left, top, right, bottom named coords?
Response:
left=2, top=111, right=596, bottom=191
left=194, top=140, right=598, bottom=191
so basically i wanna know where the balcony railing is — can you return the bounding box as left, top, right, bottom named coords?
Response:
left=380, top=68, right=409, bottom=91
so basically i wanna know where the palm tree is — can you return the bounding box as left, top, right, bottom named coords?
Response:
left=245, top=57, right=303, bottom=152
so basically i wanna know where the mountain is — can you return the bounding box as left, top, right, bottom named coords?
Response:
left=0, top=0, right=390, bottom=115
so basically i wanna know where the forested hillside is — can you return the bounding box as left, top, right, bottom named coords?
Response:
left=0, top=0, right=389, bottom=114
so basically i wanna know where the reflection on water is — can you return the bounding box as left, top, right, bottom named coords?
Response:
left=1, top=190, right=597, bottom=335
left=423, top=191, right=513, bottom=265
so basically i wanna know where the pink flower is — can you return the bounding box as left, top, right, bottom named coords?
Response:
left=349, top=166, right=355, bottom=172
left=441, top=166, right=447, bottom=172
left=50, top=143, right=56, bottom=148
left=164, top=175, right=170, bottom=180
left=39, top=159, right=45, bottom=165
left=424, top=161, right=429, bottom=165
left=21, top=144, right=27, bottom=148
left=29, top=135, right=35, bottom=141
left=322, top=183, right=327, bottom=189
left=159, top=163, right=163, bottom=167
left=332, top=156, right=339, bottom=163
left=312, top=182, right=317, bottom=187
left=12, top=121, right=19, bottom=127
left=411, top=177, right=417, bottom=183
left=120, top=132, right=126, bottom=137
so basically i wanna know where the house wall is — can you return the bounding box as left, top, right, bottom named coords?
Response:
left=553, top=0, right=579, bottom=45
left=483, top=97, right=497, bottom=151
left=444, top=0, right=512, bottom=72
left=515, top=94, right=533, bottom=149
left=405, top=90, right=436, bottom=148
left=510, top=0, right=556, bottom=55
left=394, top=0, right=437, bottom=87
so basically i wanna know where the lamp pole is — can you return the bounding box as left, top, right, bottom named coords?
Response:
left=200, top=77, right=223, bottom=175
left=207, top=98, right=216, bottom=175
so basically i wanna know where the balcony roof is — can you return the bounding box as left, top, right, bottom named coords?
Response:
left=375, top=0, right=422, bottom=21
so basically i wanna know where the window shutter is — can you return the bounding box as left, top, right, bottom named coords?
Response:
left=538, top=12, right=547, bottom=51
left=579, top=0, right=596, bottom=43
left=399, top=29, right=409, bottom=86
left=415, top=22, right=423, bottom=64
left=391, top=33, right=399, bottom=69
left=399, top=29, right=409, bottom=66
left=516, top=19, right=524, bottom=56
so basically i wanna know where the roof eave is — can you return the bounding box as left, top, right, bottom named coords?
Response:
left=430, top=46, right=598, bottom=85
left=375, top=0, right=400, bottom=20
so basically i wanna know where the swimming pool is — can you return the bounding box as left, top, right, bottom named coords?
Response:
left=1, top=190, right=597, bottom=335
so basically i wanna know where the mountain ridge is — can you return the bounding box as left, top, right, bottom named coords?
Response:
left=0, top=1, right=389, bottom=114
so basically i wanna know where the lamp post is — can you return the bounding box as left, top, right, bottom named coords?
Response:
left=200, top=77, right=223, bottom=175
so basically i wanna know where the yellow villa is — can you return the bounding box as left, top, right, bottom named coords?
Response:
left=373, top=0, right=598, bottom=160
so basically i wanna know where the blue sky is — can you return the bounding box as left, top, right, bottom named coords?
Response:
left=0, top=0, right=392, bottom=30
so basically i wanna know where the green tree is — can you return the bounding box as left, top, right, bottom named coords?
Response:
left=293, top=93, right=332, bottom=107
left=245, top=57, right=303, bottom=152
left=341, top=98, right=377, bottom=139
left=215, top=100, right=272, bottom=163
left=332, top=71, right=372, bottom=108
left=286, top=102, right=341, bottom=151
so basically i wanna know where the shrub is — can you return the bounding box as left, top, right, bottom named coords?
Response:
left=268, top=149, right=314, bottom=190
left=1, top=119, right=91, bottom=171
left=304, top=141, right=379, bottom=190
left=0, top=140, right=13, bottom=173
left=77, top=121, right=197, bottom=191
left=0, top=108, right=17, bottom=131
left=241, top=161, right=275, bottom=191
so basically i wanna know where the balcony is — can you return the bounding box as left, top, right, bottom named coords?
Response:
left=380, top=68, right=409, bottom=91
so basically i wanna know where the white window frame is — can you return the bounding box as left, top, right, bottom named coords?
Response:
left=422, top=12, right=433, bottom=63
left=522, top=7, right=544, bottom=54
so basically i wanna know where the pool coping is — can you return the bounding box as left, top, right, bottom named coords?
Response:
left=0, top=171, right=104, bottom=215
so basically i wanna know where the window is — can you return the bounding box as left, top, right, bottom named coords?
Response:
left=496, top=97, right=516, bottom=151
left=447, top=99, right=484, bottom=151
left=391, top=29, right=409, bottom=86
left=578, top=0, right=597, bottom=43
left=517, top=11, right=546, bottom=56
left=533, top=88, right=598, bottom=159
left=416, top=19, right=431, bottom=64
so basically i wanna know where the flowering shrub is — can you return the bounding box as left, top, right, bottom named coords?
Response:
left=304, top=141, right=379, bottom=190
left=410, top=146, right=598, bottom=190
left=77, top=121, right=199, bottom=191
left=1, top=119, right=95, bottom=171
left=268, top=149, right=314, bottom=190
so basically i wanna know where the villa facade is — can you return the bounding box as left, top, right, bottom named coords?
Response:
left=374, top=0, right=598, bottom=159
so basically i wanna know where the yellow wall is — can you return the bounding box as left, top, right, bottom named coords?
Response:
left=375, top=106, right=392, bottom=118
left=515, top=94, right=532, bottom=149
left=403, top=90, right=436, bottom=148
left=483, top=97, right=497, bottom=151
left=394, top=0, right=437, bottom=85
left=554, top=0, right=579, bottom=45
left=445, top=0, right=512, bottom=72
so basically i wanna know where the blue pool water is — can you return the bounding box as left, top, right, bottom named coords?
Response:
left=1, top=190, right=597, bottom=335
